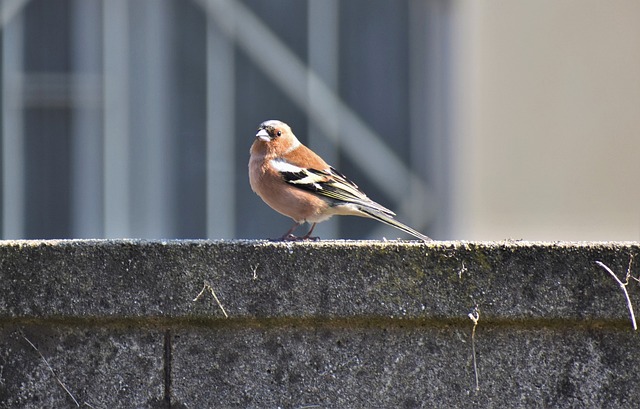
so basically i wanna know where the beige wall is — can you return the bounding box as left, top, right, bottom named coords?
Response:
left=453, top=1, right=640, bottom=240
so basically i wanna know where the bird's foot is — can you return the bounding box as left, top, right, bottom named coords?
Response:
left=272, top=234, right=320, bottom=241
left=281, top=234, right=303, bottom=241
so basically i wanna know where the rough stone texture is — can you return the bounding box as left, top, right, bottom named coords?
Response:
left=0, top=240, right=639, bottom=407
left=0, top=324, right=165, bottom=408
left=172, top=324, right=638, bottom=408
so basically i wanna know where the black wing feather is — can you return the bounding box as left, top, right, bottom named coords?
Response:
left=278, top=166, right=394, bottom=216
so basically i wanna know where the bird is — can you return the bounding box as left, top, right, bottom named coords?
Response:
left=248, top=119, right=431, bottom=241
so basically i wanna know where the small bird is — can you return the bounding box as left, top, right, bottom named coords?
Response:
left=248, top=120, right=431, bottom=241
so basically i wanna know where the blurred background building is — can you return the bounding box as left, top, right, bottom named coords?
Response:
left=1, top=0, right=639, bottom=241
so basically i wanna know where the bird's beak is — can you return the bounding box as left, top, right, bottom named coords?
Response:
left=256, top=128, right=270, bottom=142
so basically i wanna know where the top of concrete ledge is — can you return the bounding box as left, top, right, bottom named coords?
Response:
left=1, top=239, right=639, bottom=326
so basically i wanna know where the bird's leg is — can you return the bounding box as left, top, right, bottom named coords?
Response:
left=301, top=223, right=320, bottom=241
left=276, top=222, right=320, bottom=241
left=278, top=222, right=302, bottom=241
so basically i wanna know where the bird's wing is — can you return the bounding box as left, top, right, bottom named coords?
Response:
left=270, top=159, right=431, bottom=241
left=272, top=160, right=395, bottom=216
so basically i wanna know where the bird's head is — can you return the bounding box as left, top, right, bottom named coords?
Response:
left=252, top=120, right=299, bottom=157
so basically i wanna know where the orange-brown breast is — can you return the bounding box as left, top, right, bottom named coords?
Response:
left=249, top=149, right=330, bottom=223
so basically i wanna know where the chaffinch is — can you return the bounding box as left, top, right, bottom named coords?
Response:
left=248, top=120, right=431, bottom=241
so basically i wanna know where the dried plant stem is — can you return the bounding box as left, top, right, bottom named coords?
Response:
left=468, top=307, right=480, bottom=391
left=596, top=260, right=637, bottom=331
left=193, top=281, right=229, bottom=318
left=22, top=334, right=80, bottom=407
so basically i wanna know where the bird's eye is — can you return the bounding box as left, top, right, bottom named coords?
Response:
left=276, top=130, right=282, bottom=137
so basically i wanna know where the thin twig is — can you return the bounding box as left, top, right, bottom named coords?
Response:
left=193, top=281, right=229, bottom=318
left=596, top=260, right=637, bottom=331
left=627, top=254, right=638, bottom=283
left=21, top=333, right=80, bottom=407
left=83, top=401, right=107, bottom=409
left=468, top=306, right=480, bottom=391
left=458, top=261, right=467, bottom=279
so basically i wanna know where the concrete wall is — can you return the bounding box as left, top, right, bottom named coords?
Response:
left=1, top=240, right=639, bottom=407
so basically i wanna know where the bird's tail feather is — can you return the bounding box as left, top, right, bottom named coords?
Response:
left=360, top=208, right=431, bottom=241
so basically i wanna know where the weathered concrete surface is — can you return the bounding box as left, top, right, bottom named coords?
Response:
left=172, top=324, right=638, bottom=408
left=0, top=324, right=165, bottom=408
left=0, top=240, right=639, bottom=408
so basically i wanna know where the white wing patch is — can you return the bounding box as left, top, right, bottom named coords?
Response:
left=288, top=174, right=325, bottom=189
left=270, top=159, right=325, bottom=190
left=270, top=159, right=304, bottom=173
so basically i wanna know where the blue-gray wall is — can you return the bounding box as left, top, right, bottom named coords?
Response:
left=1, top=0, right=453, bottom=240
